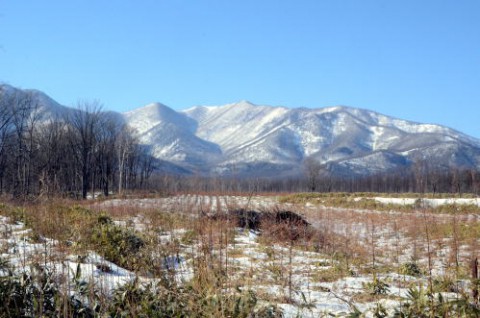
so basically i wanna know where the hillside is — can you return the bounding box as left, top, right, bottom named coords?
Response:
left=3, top=84, right=480, bottom=178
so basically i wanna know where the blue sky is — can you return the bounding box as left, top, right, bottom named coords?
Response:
left=1, top=1, right=479, bottom=137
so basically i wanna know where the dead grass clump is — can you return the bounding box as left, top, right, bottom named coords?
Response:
left=260, top=218, right=314, bottom=244
left=226, top=209, right=263, bottom=230
left=313, top=265, right=349, bottom=283
left=5, top=203, right=99, bottom=252
left=194, top=216, right=236, bottom=246
left=224, top=208, right=316, bottom=245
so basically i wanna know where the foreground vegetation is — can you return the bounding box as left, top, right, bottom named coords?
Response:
left=1, top=192, right=480, bottom=317
left=0, top=201, right=283, bottom=317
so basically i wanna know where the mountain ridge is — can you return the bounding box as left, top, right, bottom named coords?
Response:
left=2, top=84, right=480, bottom=177
left=127, top=100, right=480, bottom=177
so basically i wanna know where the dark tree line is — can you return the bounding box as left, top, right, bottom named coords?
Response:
left=0, top=86, right=156, bottom=199
left=145, top=164, right=480, bottom=195
left=307, top=167, right=480, bottom=195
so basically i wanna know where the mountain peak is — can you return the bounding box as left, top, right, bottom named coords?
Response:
left=123, top=101, right=197, bottom=136
left=133, top=101, right=171, bottom=111
left=3, top=85, right=479, bottom=178
left=173, top=101, right=480, bottom=176
left=236, top=100, right=255, bottom=106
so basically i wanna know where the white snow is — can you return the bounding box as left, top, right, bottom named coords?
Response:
left=3, top=193, right=480, bottom=316
left=372, top=197, right=480, bottom=208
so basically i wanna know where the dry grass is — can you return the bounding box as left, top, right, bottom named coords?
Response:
left=1, top=192, right=480, bottom=317
left=280, top=192, right=480, bottom=214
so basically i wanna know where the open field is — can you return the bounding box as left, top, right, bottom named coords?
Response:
left=1, top=193, right=480, bottom=317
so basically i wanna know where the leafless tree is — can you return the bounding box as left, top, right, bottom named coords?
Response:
left=7, top=90, right=41, bottom=198
left=35, top=116, right=72, bottom=197
left=137, top=146, right=156, bottom=189
left=116, top=125, right=138, bottom=195
left=413, top=157, right=428, bottom=193
left=303, top=156, right=321, bottom=192
left=66, top=101, right=104, bottom=199
left=95, top=113, right=122, bottom=196
left=0, top=88, right=158, bottom=199
left=0, top=86, right=15, bottom=193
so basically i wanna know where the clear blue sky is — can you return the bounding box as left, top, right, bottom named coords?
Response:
left=1, top=1, right=479, bottom=137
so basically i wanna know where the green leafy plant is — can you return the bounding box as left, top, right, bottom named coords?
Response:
left=90, top=218, right=145, bottom=270
left=399, top=262, right=423, bottom=277
left=363, top=275, right=390, bottom=296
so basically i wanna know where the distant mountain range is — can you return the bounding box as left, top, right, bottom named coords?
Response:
left=3, top=84, right=480, bottom=178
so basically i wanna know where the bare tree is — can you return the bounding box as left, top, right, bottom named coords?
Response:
left=137, top=146, right=156, bottom=189
left=413, top=157, right=428, bottom=193
left=0, top=87, right=156, bottom=199
left=36, top=117, right=70, bottom=197
left=116, top=125, right=137, bottom=195
left=8, top=91, right=41, bottom=198
left=95, top=113, right=122, bottom=196
left=303, top=156, right=321, bottom=192
left=67, top=101, right=103, bottom=199
left=0, top=85, right=15, bottom=193
left=470, top=169, right=480, bottom=195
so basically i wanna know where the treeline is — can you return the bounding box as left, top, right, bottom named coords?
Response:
left=310, top=167, right=480, bottom=194
left=149, top=166, right=480, bottom=195
left=0, top=86, right=156, bottom=199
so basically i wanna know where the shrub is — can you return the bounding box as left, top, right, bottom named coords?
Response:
left=90, top=219, right=145, bottom=270
left=363, top=275, right=390, bottom=295
left=0, top=260, right=59, bottom=318
left=400, top=262, right=423, bottom=277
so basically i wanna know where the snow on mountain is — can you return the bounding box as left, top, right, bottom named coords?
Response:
left=177, top=102, right=480, bottom=176
left=183, top=101, right=291, bottom=153
left=123, top=102, right=221, bottom=169
left=0, top=84, right=71, bottom=120
left=124, top=102, right=196, bottom=136
left=3, top=84, right=480, bottom=177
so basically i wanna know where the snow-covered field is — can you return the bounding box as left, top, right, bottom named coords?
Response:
left=373, top=196, right=480, bottom=208
left=0, top=216, right=137, bottom=294
left=1, top=194, right=479, bottom=317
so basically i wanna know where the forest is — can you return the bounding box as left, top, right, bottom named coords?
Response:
left=0, top=86, right=155, bottom=199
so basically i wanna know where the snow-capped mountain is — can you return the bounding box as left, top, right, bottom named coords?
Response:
left=0, top=84, right=71, bottom=120
left=3, top=84, right=480, bottom=177
left=123, top=102, right=221, bottom=170
left=125, top=99, right=480, bottom=177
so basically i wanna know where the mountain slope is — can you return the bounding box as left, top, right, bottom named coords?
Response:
left=123, top=102, right=222, bottom=170
left=0, top=84, right=72, bottom=120
left=176, top=102, right=480, bottom=176
left=3, top=84, right=480, bottom=178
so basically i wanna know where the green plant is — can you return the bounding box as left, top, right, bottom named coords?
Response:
left=180, top=229, right=197, bottom=245
left=90, top=219, right=145, bottom=270
left=372, top=302, right=388, bottom=318
left=68, top=263, right=98, bottom=317
left=394, top=286, right=430, bottom=317
left=314, top=264, right=349, bottom=283
left=393, top=285, right=480, bottom=317
left=433, top=275, right=457, bottom=293
left=4, top=206, right=29, bottom=224
left=0, top=262, right=58, bottom=318
left=363, top=275, right=390, bottom=296
left=399, top=262, right=423, bottom=277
